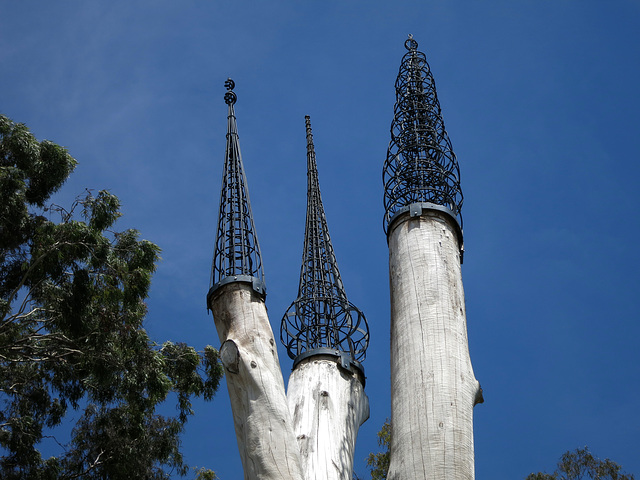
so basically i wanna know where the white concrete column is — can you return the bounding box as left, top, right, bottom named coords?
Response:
left=387, top=210, right=481, bottom=480
left=209, top=282, right=303, bottom=480
left=287, top=356, right=369, bottom=480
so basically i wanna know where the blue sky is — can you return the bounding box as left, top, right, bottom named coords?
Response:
left=2, top=1, right=640, bottom=478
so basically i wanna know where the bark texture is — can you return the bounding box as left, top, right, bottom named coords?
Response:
left=209, top=282, right=303, bottom=480
left=387, top=211, right=481, bottom=480
left=287, top=357, right=369, bottom=480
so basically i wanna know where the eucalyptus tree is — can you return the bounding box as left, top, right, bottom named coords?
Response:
left=366, top=420, right=390, bottom=480
left=0, top=114, right=223, bottom=479
left=526, top=447, right=635, bottom=480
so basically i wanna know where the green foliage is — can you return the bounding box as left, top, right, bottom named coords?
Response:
left=0, top=114, right=223, bottom=479
left=526, top=447, right=635, bottom=480
left=366, top=420, right=391, bottom=480
left=194, top=467, right=218, bottom=480
left=362, top=422, right=636, bottom=480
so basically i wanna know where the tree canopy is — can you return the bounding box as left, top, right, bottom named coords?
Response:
left=0, top=114, right=223, bottom=479
left=364, top=420, right=635, bottom=480
left=366, top=419, right=390, bottom=480
left=526, top=447, right=635, bottom=480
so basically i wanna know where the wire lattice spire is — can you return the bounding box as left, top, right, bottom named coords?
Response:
left=208, top=79, right=266, bottom=303
left=383, top=35, right=463, bottom=235
left=281, top=116, right=369, bottom=368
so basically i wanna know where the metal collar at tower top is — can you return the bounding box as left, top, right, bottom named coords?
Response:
left=207, top=79, right=266, bottom=306
left=383, top=35, right=463, bottom=236
left=281, top=116, right=369, bottom=371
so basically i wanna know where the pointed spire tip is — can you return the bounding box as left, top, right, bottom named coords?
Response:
left=280, top=116, right=369, bottom=366
left=384, top=32, right=463, bottom=237
left=209, top=77, right=265, bottom=300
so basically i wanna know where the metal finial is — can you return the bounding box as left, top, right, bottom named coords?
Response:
left=224, top=78, right=237, bottom=105
left=383, top=36, right=463, bottom=236
left=281, top=116, right=369, bottom=369
left=208, top=80, right=265, bottom=305
left=405, top=34, right=418, bottom=51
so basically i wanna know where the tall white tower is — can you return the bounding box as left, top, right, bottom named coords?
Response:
left=207, top=79, right=303, bottom=480
left=383, top=36, right=483, bottom=480
left=281, top=116, right=370, bottom=480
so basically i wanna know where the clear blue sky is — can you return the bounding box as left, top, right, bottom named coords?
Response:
left=2, top=1, right=639, bottom=478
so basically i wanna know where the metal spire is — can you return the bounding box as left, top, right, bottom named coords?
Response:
left=208, top=78, right=265, bottom=305
left=281, top=116, right=369, bottom=370
left=383, top=35, right=463, bottom=236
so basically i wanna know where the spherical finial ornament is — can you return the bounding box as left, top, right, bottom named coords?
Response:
left=224, top=78, right=237, bottom=105
left=224, top=91, right=237, bottom=105
left=405, top=34, right=418, bottom=51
